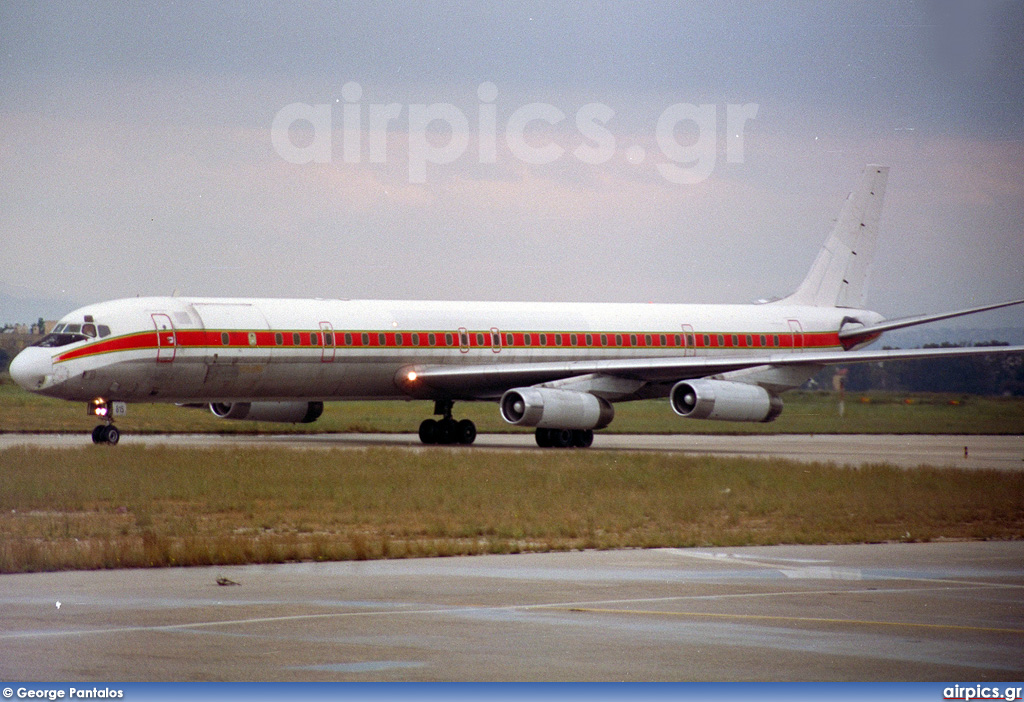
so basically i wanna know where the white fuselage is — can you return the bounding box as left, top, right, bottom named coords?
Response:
left=13, top=296, right=881, bottom=404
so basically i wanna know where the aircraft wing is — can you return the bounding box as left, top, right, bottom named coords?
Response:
left=402, top=344, right=1024, bottom=399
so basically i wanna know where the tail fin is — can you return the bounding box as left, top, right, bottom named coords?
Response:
left=780, top=164, right=889, bottom=308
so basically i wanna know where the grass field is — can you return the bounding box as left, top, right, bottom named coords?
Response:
left=2, top=444, right=1023, bottom=574
left=2, top=376, right=1023, bottom=435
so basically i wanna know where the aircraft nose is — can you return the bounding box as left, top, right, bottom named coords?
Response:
left=9, top=347, right=52, bottom=391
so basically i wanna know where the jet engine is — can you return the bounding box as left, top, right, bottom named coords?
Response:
left=670, top=379, right=783, bottom=422
left=500, top=387, right=614, bottom=430
left=209, top=401, right=324, bottom=424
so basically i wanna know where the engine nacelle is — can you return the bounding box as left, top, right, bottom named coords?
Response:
left=500, top=387, right=614, bottom=430
left=209, top=401, right=324, bottom=424
left=670, top=380, right=783, bottom=423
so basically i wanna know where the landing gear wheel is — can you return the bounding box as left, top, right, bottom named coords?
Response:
left=91, top=425, right=119, bottom=445
left=535, top=428, right=552, bottom=447
left=572, top=429, right=594, bottom=448
left=456, top=419, right=477, bottom=445
left=418, top=418, right=438, bottom=445
left=552, top=429, right=574, bottom=448
left=438, top=418, right=458, bottom=444
left=535, top=427, right=594, bottom=448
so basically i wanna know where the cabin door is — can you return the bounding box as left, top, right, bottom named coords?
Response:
left=151, top=314, right=177, bottom=363
left=788, top=319, right=804, bottom=352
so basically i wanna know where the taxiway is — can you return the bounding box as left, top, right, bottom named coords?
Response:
left=2, top=542, right=1023, bottom=681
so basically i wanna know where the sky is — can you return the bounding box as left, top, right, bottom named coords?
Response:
left=1, top=0, right=1022, bottom=327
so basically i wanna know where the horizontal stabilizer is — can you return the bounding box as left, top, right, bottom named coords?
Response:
left=839, top=298, right=1024, bottom=340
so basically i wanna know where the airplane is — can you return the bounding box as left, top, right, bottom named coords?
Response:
left=8, top=165, right=1024, bottom=446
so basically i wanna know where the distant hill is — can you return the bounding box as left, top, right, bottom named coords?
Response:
left=882, top=327, right=1024, bottom=348
left=0, top=282, right=83, bottom=325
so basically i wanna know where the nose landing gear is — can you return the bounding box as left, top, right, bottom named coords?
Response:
left=91, top=424, right=120, bottom=445
left=88, top=398, right=123, bottom=445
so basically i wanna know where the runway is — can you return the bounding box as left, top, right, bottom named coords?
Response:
left=2, top=542, right=1023, bottom=681
left=2, top=431, right=1023, bottom=469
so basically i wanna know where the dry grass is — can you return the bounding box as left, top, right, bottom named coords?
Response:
left=2, top=445, right=1022, bottom=573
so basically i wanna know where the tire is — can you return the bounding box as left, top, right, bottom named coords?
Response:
left=104, top=426, right=120, bottom=445
left=535, top=428, right=552, bottom=448
left=572, top=429, right=594, bottom=448
left=438, top=418, right=457, bottom=444
left=456, top=419, right=477, bottom=445
left=418, top=418, right=438, bottom=444
left=92, top=425, right=106, bottom=444
left=552, top=429, right=574, bottom=448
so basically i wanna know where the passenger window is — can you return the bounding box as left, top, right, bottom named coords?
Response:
left=570, top=334, right=577, bottom=346
left=311, top=333, right=319, bottom=346
left=615, top=334, right=622, bottom=346
left=362, top=333, right=369, bottom=345
left=345, top=333, right=352, bottom=345
left=585, top=334, right=592, bottom=346
left=660, top=334, right=667, bottom=346
left=325, top=333, right=333, bottom=345
left=275, top=333, right=283, bottom=345
left=293, top=333, right=301, bottom=345
left=412, top=333, right=420, bottom=345
left=600, top=334, right=607, bottom=346
left=630, top=334, right=637, bottom=345
left=428, top=333, right=436, bottom=345
left=221, top=332, right=230, bottom=346
left=378, top=333, right=386, bottom=345
left=445, top=333, right=453, bottom=346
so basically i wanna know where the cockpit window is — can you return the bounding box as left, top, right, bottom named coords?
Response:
left=35, top=332, right=88, bottom=348
left=35, top=318, right=110, bottom=346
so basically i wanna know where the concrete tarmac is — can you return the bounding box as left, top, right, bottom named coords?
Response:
left=2, top=542, right=1023, bottom=681
left=3, top=432, right=1023, bottom=469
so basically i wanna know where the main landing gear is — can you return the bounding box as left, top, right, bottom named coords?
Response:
left=419, top=400, right=476, bottom=445
left=534, top=428, right=593, bottom=449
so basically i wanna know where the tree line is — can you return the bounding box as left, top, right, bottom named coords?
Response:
left=819, top=342, right=1024, bottom=396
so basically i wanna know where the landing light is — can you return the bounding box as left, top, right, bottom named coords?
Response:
left=90, top=398, right=109, bottom=417
left=406, top=371, right=418, bottom=382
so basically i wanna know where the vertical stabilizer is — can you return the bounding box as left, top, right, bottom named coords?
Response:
left=780, top=164, right=889, bottom=308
